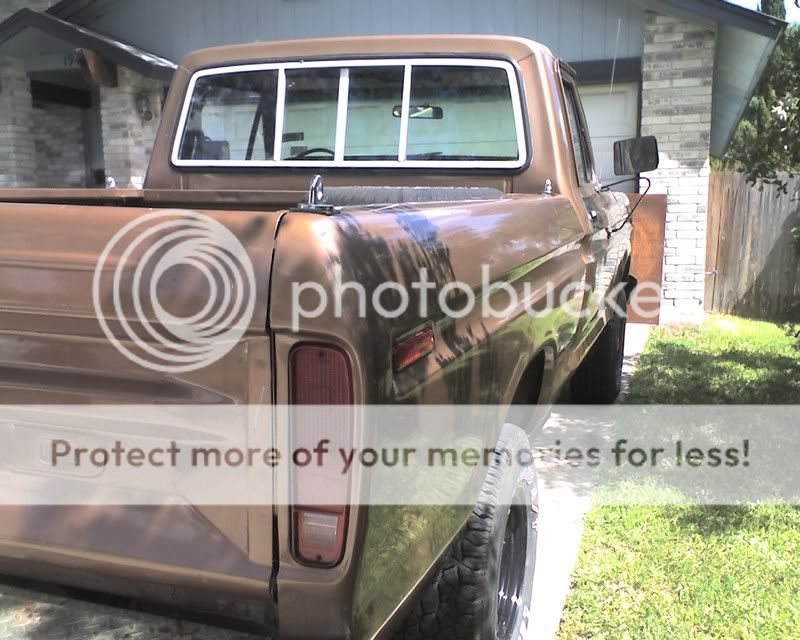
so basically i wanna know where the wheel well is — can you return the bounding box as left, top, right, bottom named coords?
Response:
left=511, top=351, right=545, bottom=406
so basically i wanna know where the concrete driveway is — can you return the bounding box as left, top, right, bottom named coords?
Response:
left=0, top=581, right=260, bottom=640
left=526, top=323, right=652, bottom=640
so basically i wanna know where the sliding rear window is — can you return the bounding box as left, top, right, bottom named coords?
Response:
left=173, top=58, right=527, bottom=170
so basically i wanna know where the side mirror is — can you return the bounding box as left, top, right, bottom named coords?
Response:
left=613, top=136, right=659, bottom=175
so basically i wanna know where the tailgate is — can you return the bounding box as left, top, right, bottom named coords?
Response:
left=0, top=201, right=286, bottom=624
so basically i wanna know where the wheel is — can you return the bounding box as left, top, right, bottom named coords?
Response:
left=395, top=426, right=539, bottom=640
left=570, top=311, right=627, bottom=404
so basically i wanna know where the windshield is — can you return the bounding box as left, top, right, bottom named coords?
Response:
left=173, top=58, right=527, bottom=169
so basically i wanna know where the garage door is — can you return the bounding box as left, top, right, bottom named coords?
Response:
left=579, top=82, right=639, bottom=188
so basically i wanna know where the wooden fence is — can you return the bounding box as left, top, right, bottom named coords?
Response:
left=706, top=172, right=800, bottom=321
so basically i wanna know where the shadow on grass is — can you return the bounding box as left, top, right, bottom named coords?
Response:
left=625, top=342, right=800, bottom=404
left=674, top=504, right=800, bottom=536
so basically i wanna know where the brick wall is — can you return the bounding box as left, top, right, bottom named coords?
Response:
left=99, top=67, right=163, bottom=188
left=0, top=1, right=59, bottom=187
left=0, top=58, right=36, bottom=187
left=640, top=11, right=716, bottom=323
left=32, top=102, right=87, bottom=187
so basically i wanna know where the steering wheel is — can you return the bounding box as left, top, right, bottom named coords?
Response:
left=290, top=147, right=335, bottom=159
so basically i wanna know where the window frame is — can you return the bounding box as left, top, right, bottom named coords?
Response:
left=561, top=77, right=596, bottom=187
left=171, top=57, right=529, bottom=170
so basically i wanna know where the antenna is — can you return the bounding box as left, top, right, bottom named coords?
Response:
left=609, top=18, right=622, bottom=98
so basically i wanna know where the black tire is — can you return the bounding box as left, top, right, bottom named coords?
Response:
left=394, top=426, right=539, bottom=640
left=570, top=312, right=627, bottom=404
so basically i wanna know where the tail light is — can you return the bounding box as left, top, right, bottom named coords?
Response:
left=290, top=345, right=353, bottom=405
left=289, top=344, right=352, bottom=566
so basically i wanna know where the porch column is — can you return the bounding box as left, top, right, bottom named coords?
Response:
left=99, top=67, right=163, bottom=188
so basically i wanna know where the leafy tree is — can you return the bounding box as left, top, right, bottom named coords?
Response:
left=760, top=0, right=786, bottom=20
left=723, top=3, right=799, bottom=333
left=722, top=24, right=800, bottom=190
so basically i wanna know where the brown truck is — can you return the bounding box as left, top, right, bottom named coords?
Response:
left=0, top=35, right=657, bottom=640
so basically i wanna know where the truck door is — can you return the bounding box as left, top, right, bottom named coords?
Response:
left=561, top=73, right=628, bottom=338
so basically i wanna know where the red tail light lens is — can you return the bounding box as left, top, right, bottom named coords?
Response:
left=290, top=345, right=353, bottom=405
left=289, top=344, right=352, bottom=566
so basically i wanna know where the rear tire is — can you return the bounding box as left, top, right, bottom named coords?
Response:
left=570, top=312, right=627, bottom=404
left=394, top=426, right=539, bottom=640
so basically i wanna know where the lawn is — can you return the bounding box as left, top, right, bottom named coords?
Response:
left=625, top=315, right=800, bottom=404
left=557, top=315, right=800, bottom=640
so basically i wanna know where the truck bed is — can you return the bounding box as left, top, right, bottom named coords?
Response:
left=0, top=189, right=144, bottom=206
left=0, top=186, right=508, bottom=209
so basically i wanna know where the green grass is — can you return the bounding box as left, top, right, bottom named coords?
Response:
left=625, top=316, right=800, bottom=404
left=558, top=503, right=800, bottom=640
left=557, top=315, right=800, bottom=639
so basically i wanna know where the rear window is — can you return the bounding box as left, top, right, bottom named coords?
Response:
left=173, top=59, right=527, bottom=170
left=179, top=71, right=278, bottom=161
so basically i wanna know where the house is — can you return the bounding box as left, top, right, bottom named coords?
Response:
left=0, top=0, right=785, bottom=320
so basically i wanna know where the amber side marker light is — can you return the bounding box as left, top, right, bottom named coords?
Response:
left=392, top=326, right=435, bottom=372
left=289, top=344, right=352, bottom=566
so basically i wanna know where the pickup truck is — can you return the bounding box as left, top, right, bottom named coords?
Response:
left=0, top=35, right=657, bottom=640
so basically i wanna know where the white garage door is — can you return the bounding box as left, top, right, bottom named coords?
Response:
left=579, top=82, right=639, bottom=188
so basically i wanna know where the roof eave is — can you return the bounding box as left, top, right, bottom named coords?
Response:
left=0, top=8, right=177, bottom=82
left=711, top=21, right=785, bottom=156
left=657, top=0, right=785, bottom=38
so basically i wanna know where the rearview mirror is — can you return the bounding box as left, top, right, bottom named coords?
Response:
left=613, top=136, right=659, bottom=175
left=392, top=105, right=444, bottom=119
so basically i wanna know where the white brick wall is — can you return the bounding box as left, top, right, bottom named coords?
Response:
left=99, top=67, right=163, bottom=188
left=0, top=57, right=36, bottom=188
left=640, top=11, right=716, bottom=322
left=0, top=1, right=60, bottom=187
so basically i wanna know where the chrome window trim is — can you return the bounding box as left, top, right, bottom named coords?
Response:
left=171, top=57, right=528, bottom=170
left=333, top=67, right=350, bottom=162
